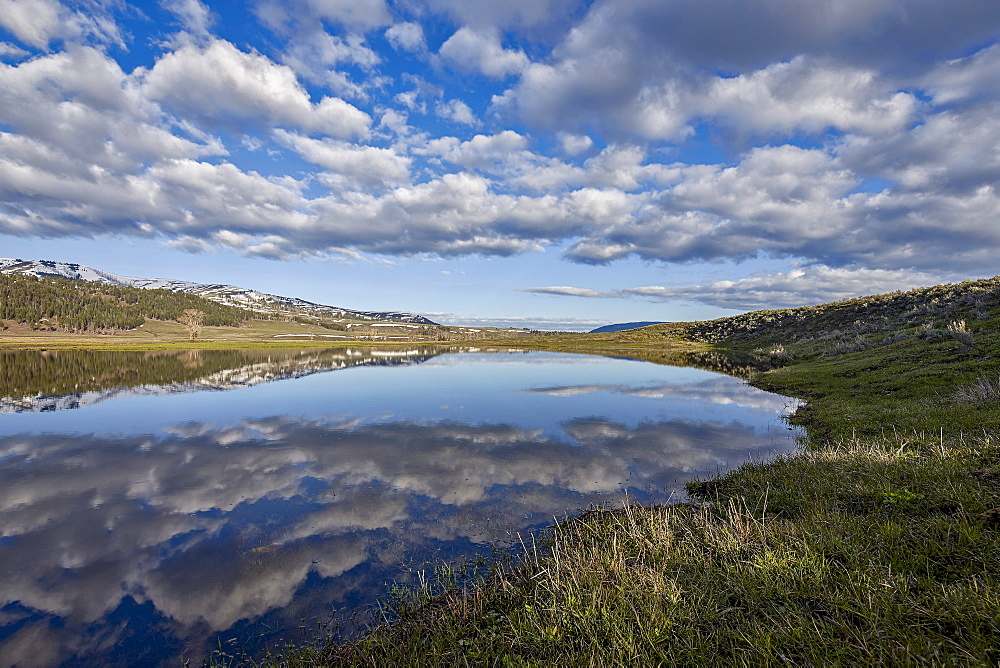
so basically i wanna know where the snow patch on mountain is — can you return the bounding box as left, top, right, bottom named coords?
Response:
left=0, top=258, right=436, bottom=325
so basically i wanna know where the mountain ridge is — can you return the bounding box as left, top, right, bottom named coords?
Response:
left=588, top=321, right=668, bottom=334
left=0, top=257, right=436, bottom=325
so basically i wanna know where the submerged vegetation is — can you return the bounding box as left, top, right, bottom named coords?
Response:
left=267, top=276, right=1000, bottom=665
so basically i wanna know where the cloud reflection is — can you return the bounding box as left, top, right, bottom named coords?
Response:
left=0, top=361, right=799, bottom=664
left=525, top=376, right=799, bottom=413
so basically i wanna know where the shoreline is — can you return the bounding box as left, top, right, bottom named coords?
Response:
left=5, top=276, right=1000, bottom=664
left=304, top=281, right=1000, bottom=665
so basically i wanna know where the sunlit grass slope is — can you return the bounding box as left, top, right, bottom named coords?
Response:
left=282, top=276, right=1000, bottom=666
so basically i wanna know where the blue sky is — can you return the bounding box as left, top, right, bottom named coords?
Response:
left=1, top=0, right=999, bottom=330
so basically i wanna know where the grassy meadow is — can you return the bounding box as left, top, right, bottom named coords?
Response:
left=0, top=316, right=534, bottom=350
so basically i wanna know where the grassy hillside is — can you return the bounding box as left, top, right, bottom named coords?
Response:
left=284, top=276, right=1000, bottom=666
left=681, top=276, right=999, bottom=348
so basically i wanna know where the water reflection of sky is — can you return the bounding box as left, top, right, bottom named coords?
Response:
left=0, top=352, right=794, bottom=439
left=0, top=351, right=801, bottom=666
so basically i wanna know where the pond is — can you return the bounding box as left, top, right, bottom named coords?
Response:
left=0, top=347, right=801, bottom=666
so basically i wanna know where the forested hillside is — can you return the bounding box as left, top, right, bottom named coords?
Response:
left=0, top=273, right=255, bottom=332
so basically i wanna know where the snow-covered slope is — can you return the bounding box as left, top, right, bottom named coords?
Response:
left=0, top=257, right=436, bottom=324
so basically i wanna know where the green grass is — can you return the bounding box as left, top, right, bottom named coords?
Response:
left=310, top=432, right=1000, bottom=665
left=252, top=276, right=1000, bottom=666
left=1, top=315, right=546, bottom=350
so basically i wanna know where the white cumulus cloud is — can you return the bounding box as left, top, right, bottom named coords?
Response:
left=435, top=99, right=478, bottom=126
left=439, top=27, right=530, bottom=79
left=141, top=40, right=371, bottom=138
left=385, top=22, right=425, bottom=52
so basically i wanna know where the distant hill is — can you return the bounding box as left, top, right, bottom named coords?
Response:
left=589, top=321, right=667, bottom=334
left=0, top=271, right=254, bottom=332
left=0, top=258, right=436, bottom=325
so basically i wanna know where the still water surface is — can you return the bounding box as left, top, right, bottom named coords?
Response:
left=0, top=347, right=800, bottom=665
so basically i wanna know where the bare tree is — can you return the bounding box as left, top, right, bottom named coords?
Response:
left=178, top=309, right=204, bottom=340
